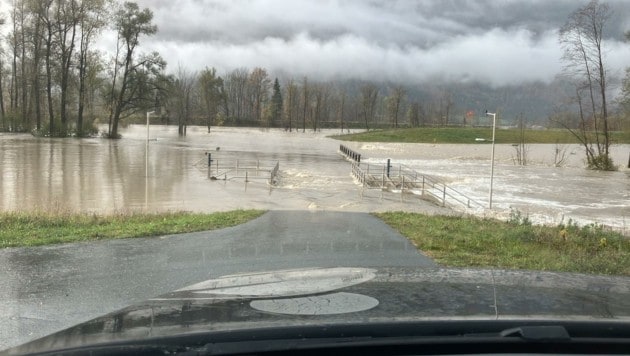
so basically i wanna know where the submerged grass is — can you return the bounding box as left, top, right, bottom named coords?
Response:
left=376, top=212, right=630, bottom=276
left=0, top=210, right=266, bottom=248
left=333, top=127, right=630, bottom=144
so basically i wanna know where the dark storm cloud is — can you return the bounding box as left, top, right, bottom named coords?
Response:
left=131, top=0, right=630, bottom=86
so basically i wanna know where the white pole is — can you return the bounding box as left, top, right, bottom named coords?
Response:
left=487, top=112, right=497, bottom=209
left=145, top=111, right=155, bottom=178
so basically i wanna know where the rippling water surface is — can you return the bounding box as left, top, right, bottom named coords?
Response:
left=1, top=126, right=628, bottom=232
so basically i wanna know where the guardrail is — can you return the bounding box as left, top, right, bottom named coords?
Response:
left=351, top=162, right=483, bottom=209
left=203, top=157, right=280, bottom=186
left=339, top=144, right=361, bottom=163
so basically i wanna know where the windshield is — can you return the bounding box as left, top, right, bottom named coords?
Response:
left=1, top=0, right=629, bottom=353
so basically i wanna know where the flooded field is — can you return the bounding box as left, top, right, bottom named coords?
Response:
left=1, top=126, right=628, bottom=232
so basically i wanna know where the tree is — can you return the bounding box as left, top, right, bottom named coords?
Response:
left=616, top=32, right=630, bottom=132
left=386, top=85, right=406, bottom=128
left=310, top=83, right=329, bottom=132
left=337, top=87, right=346, bottom=132
left=224, top=67, right=248, bottom=123
left=270, top=78, right=282, bottom=127
left=246, top=67, right=270, bottom=124
left=283, top=78, right=298, bottom=131
left=199, top=67, right=223, bottom=132
left=171, top=65, right=196, bottom=136
left=360, top=83, right=378, bottom=130
left=558, top=0, right=614, bottom=170
left=76, top=0, right=107, bottom=137
left=107, top=1, right=159, bottom=139
left=407, top=101, right=420, bottom=127
left=301, top=76, right=308, bottom=132
left=54, top=0, right=82, bottom=135
left=38, top=0, right=57, bottom=135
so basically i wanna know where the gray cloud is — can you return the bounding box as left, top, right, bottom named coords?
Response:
left=130, top=0, right=630, bottom=86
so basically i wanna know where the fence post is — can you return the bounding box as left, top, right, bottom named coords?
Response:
left=442, top=184, right=446, bottom=207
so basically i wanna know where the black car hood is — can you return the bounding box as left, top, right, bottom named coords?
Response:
left=5, top=267, right=630, bottom=354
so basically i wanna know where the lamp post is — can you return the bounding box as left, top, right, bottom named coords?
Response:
left=145, top=111, right=155, bottom=178
left=486, top=111, right=497, bottom=209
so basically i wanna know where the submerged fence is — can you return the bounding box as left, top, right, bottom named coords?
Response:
left=351, top=162, right=483, bottom=210
left=339, top=145, right=361, bottom=163
left=199, top=153, right=280, bottom=185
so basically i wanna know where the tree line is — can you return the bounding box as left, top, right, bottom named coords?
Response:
left=0, top=0, right=628, bottom=171
left=0, top=0, right=168, bottom=138
left=0, top=0, right=513, bottom=138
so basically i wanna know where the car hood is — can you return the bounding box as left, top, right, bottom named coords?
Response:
left=6, top=267, right=630, bottom=354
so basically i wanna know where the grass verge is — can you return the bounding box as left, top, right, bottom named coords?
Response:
left=376, top=212, right=630, bottom=276
left=0, top=210, right=266, bottom=248
left=333, top=127, right=630, bottom=144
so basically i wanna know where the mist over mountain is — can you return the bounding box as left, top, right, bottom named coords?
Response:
left=123, top=0, right=630, bottom=122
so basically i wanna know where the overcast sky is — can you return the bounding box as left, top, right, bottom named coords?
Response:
left=124, top=0, right=630, bottom=86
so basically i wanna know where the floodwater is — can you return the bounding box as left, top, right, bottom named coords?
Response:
left=1, top=126, right=628, bottom=232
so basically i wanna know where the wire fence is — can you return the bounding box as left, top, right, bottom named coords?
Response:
left=197, top=155, right=280, bottom=186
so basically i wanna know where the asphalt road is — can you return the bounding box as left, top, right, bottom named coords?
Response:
left=0, top=210, right=435, bottom=350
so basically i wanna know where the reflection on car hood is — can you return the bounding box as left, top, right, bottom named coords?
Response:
left=7, top=267, right=630, bottom=354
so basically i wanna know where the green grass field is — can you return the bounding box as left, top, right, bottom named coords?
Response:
left=377, top=212, right=630, bottom=276
left=0, top=210, right=266, bottom=248
left=332, top=127, right=630, bottom=144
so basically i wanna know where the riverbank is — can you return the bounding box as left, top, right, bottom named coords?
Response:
left=332, top=127, right=630, bottom=145
left=377, top=212, right=630, bottom=276
left=0, top=210, right=265, bottom=248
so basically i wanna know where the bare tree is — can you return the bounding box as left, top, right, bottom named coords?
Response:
left=513, top=114, right=529, bottom=165
left=224, top=67, right=248, bottom=123
left=107, top=2, right=159, bottom=138
left=172, top=65, right=197, bottom=136
left=76, top=0, right=107, bottom=136
left=407, top=101, right=420, bottom=127
left=360, top=83, right=378, bottom=130
left=246, top=67, right=270, bottom=124
left=386, top=85, right=406, bottom=128
left=283, top=78, right=298, bottom=131
left=199, top=66, right=223, bottom=132
left=301, top=76, right=308, bottom=132
left=337, top=87, right=346, bottom=133
left=558, top=0, right=614, bottom=170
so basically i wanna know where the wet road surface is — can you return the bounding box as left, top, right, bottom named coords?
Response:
left=0, top=210, right=435, bottom=350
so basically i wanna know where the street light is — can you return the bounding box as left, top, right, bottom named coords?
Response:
left=146, top=111, right=155, bottom=178
left=486, top=111, right=497, bottom=209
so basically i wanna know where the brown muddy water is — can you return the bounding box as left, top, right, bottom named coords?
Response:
left=1, top=126, right=628, bottom=232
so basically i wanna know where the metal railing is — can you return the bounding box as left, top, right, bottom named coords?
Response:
left=270, top=161, right=280, bottom=185
left=351, top=162, right=483, bottom=209
left=205, top=158, right=280, bottom=185
left=339, top=144, right=361, bottom=163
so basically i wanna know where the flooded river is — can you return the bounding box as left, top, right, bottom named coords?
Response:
left=1, top=126, right=628, bottom=232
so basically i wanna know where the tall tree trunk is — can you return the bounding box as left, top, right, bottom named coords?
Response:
left=0, top=58, right=5, bottom=129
